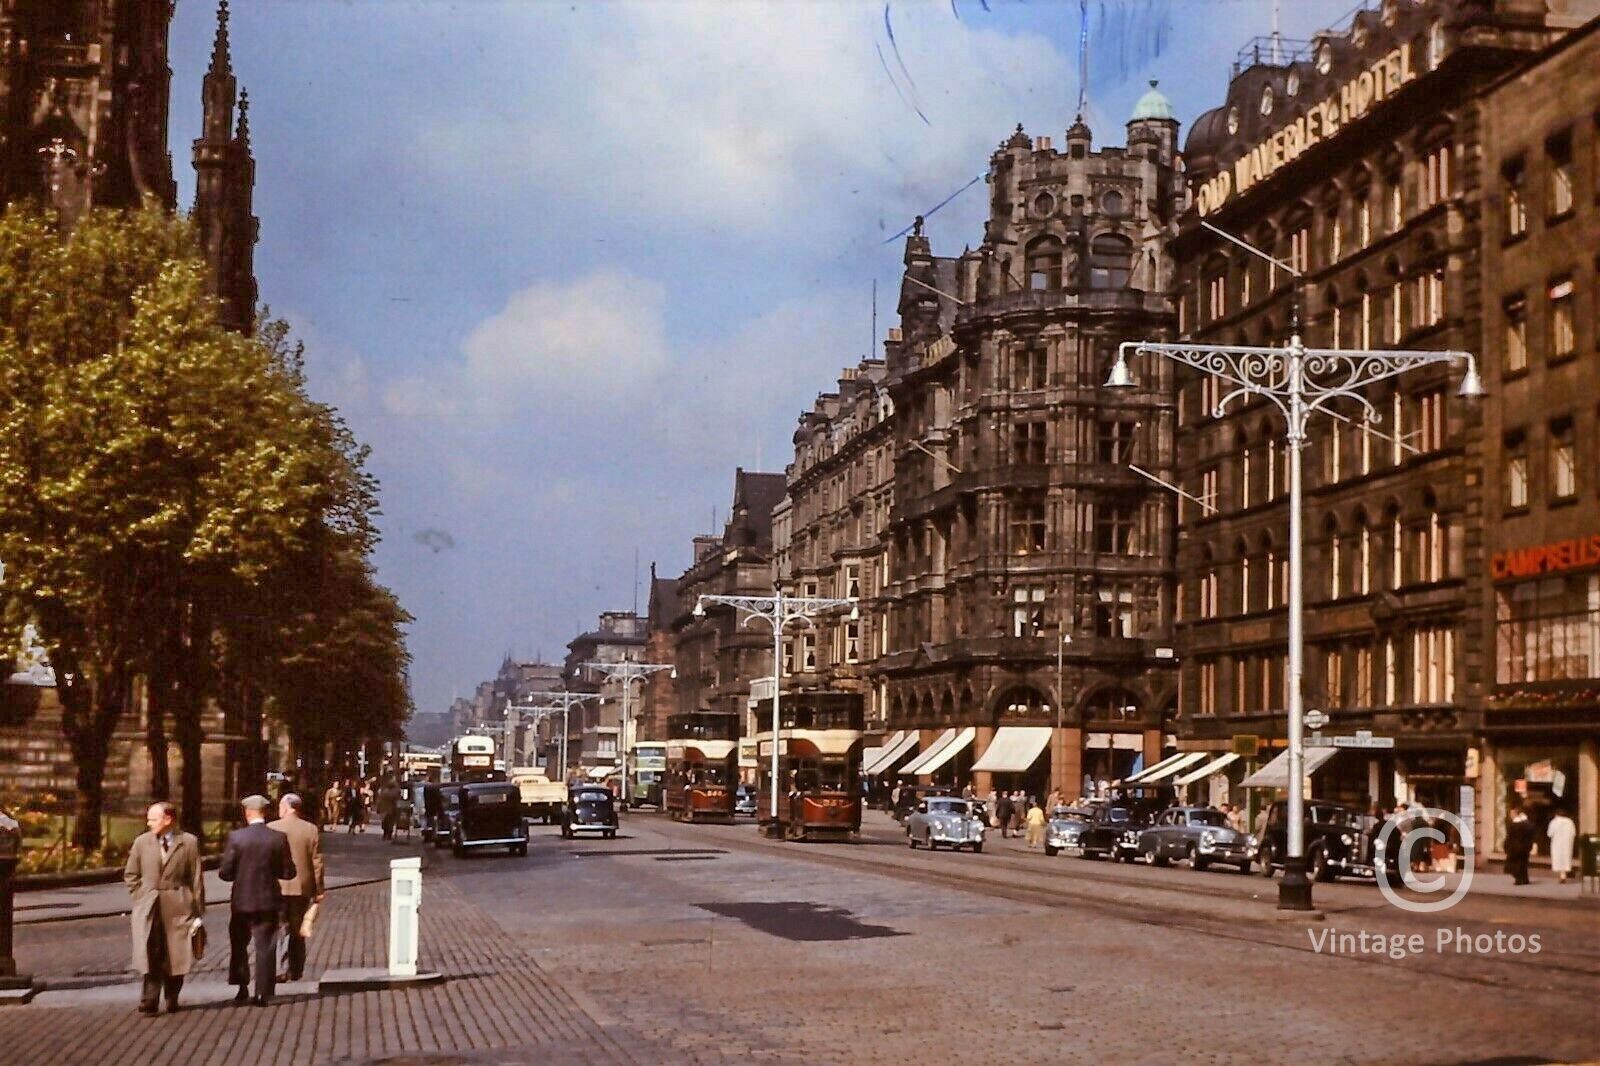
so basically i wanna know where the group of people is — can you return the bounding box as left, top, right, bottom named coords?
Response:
left=320, top=776, right=408, bottom=841
left=1504, top=803, right=1578, bottom=886
left=123, top=792, right=326, bottom=1015
left=977, top=788, right=1049, bottom=848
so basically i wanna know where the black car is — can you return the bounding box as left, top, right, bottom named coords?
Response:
left=1257, top=800, right=1377, bottom=882
left=893, top=784, right=955, bottom=823
left=562, top=786, right=619, bottom=839
left=429, top=783, right=468, bottom=849
left=1077, top=794, right=1170, bottom=862
left=451, top=782, right=529, bottom=857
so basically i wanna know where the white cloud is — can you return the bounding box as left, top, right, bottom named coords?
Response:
left=384, top=269, right=668, bottom=420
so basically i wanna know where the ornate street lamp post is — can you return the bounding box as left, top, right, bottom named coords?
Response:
left=582, top=661, right=672, bottom=806
left=1106, top=333, right=1482, bottom=911
left=694, top=587, right=856, bottom=822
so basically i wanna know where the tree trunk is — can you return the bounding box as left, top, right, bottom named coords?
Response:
left=60, top=666, right=128, bottom=852
left=174, top=694, right=205, bottom=837
left=144, top=674, right=170, bottom=801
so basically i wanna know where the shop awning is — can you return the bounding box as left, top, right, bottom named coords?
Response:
left=1137, top=752, right=1210, bottom=783
left=910, top=727, right=975, bottom=776
left=970, top=726, right=1053, bottom=774
left=862, top=730, right=918, bottom=775
left=1124, top=751, right=1189, bottom=782
left=1241, top=747, right=1338, bottom=789
left=899, top=728, right=957, bottom=776
left=1173, top=752, right=1241, bottom=786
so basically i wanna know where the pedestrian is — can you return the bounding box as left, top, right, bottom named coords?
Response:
left=1025, top=799, right=1046, bottom=850
left=1547, top=807, right=1577, bottom=885
left=270, top=793, right=325, bottom=983
left=994, top=791, right=1013, bottom=837
left=124, top=802, right=205, bottom=1015
left=1504, top=804, right=1534, bottom=886
left=220, top=794, right=297, bottom=1006
left=1007, top=791, right=1024, bottom=838
left=377, top=778, right=401, bottom=842
left=344, top=778, right=364, bottom=833
left=1046, top=789, right=1063, bottom=813
left=890, top=783, right=902, bottom=814
left=322, top=780, right=342, bottom=832
left=961, top=783, right=975, bottom=802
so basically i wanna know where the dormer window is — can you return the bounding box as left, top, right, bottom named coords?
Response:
left=1316, top=42, right=1335, bottom=75
left=1286, top=70, right=1301, bottom=97
left=1025, top=236, right=1063, bottom=290
left=1226, top=106, right=1240, bottom=136
left=1260, top=86, right=1275, bottom=116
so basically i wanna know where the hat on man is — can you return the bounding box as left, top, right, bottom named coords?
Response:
left=241, top=794, right=271, bottom=812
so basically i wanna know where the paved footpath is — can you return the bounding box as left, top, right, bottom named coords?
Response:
left=4, top=831, right=661, bottom=1065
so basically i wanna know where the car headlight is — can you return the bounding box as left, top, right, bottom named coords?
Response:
left=1340, top=833, right=1355, bottom=847
left=1201, top=830, right=1217, bottom=847
left=1247, top=834, right=1258, bottom=847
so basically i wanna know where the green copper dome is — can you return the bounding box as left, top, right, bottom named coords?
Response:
left=1132, top=79, right=1175, bottom=122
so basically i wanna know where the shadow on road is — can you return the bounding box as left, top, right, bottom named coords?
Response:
left=695, top=901, right=905, bottom=942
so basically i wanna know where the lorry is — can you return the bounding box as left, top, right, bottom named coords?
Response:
left=510, top=768, right=567, bottom=824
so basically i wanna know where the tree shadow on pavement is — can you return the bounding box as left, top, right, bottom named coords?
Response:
left=694, top=901, right=905, bottom=942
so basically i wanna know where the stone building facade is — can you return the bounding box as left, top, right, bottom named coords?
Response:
left=772, top=359, right=894, bottom=733
left=669, top=470, right=786, bottom=778
left=1170, top=0, right=1595, bottom=836
left=1476, top=11, right=1600, bottom=849
left=872, top=90, right=1187, bottom=800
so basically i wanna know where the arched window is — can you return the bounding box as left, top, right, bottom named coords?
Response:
left=1385, top=502, right=1404, bottom=589
left=1237, top=429, right=1253, bottom=510
left=1325, top=515, right=1344, bottom=600
left=1199, top=545, right=1219, bottom=619
left=1355, top=508, right=1373, bottom=595
left=1237, top=537, right=1253, bottom=614
left=1090, top=234, right=1134, bottom=289
left=1026, top=236, right=1063, bottom=291
left=1418, top=489, right=1446, bottom=582
left=997, top=686, right=1051, bottom=720
left=1083, top=688, right=1141, bottom=722
left=1261, top=533, right=1278, bottom=609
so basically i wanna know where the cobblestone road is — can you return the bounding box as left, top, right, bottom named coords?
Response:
left=4, top=814, right=1597, bottom=1065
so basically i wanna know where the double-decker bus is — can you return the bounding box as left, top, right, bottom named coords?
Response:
left=398, top=747, right=444, bottom=782
left=754, top=694, right=863, bottom=841
left=630, top=741, right=667, bottom=809
left=445, top=735, right=504, bottom=783
left=662, top=712, right=739, bottom=823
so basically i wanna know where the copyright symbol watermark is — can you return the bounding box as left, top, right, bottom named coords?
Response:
left=1374, top=807, right=1473, bottom=914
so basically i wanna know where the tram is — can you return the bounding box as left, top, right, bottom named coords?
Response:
left=754, top=694, right=863, bottom=842
left=662, top=712, right=739, bottom=823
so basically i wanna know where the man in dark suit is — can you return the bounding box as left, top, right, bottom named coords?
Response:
left=219, top=794, right=296, bottom=1006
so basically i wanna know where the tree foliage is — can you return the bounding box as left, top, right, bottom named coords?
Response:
left=0, top=204, right=408, bottom=846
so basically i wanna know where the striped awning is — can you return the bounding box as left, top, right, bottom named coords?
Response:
left=899, top=729, right=957, bottom=776
left=1124, top=751, right=1189, bottom=782
left=862, top=730, right=919, bottom=775
left=970, top=726, right=1052, bottom=774
left=1137, top=752, right=1210, bottom=783
left=910, top=727, right=975, bottom=775
left=1173, top=752, right=1241, bottom=786
left=1241, top=747, right=1338, bottom=789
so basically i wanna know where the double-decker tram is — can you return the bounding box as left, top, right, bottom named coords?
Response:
left=754, top=694, right=863, bottom=842
left=663, top=712, right=739, bottom=823
left=445, top=735, right=505, bottom=784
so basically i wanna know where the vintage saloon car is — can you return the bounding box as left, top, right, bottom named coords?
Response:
left=893, top=784, right=955, bottom=823
left=906, top=797, right=986, bottom=852
left=1135, top=806, right=1254, bottom=873
left=1043, top=806, right=1097, bottom=857
left=1257, top=800, right=1377, bottom=882
left=451, top=782, right=529, bottom=857
left=561, top=785, right=619, bottom=839
left=428, top=783, right=468, bottom=849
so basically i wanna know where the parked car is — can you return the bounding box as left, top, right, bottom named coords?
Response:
left=1257, top=800, right=1377, bottom=882
left=1043, top=806, right=1097, bottom=857
left=429, top=784, right=468, bottom=849
left=562, top=785, right=619, bottom=839
left=906, top=796, right=986, bottom=852
left=893, top=784, right=955, bottom=823
left=733, top=784, right=758, bottom=817
left=1077, top=794, right=1170, bottom=862
left=1136, top=806, right=1254, bottom=873
left=450, top=782, right=529, bottom=857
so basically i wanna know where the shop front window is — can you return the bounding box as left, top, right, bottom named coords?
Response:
left=1494, top=746, right=1580, bottom=856
left=1496, top=572, right=1600, bottom=683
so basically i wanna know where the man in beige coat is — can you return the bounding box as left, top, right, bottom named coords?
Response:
left=271, top=793, right=325, bottom=982
left=124, top=801, right=206, bottom=1014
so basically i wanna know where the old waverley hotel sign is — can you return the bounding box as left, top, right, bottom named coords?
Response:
left=1196, top=43, right=1420, bottom=217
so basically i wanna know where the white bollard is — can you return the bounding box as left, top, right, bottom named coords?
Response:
left=388, top=856, right=421, bottom=977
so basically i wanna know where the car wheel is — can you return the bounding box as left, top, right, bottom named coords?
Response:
left=561, top=826, right=572, bottom=840
left=605, top=829, right=616, bottom=840
left=925, top=831, right=935, bottom=850
left=971, top=842, right=983, bottom=854
left=513, top=843, right=527, bottom=857
left=1237, top=861, right=1252, bottom=875
left=1187, top=845, right=1210, bottom=872
left=1310, top=845, right=1332, bottom=882
left=1044, top=844, right=1058, bottom=857
left=907, top=831, right=918, bottom=849
left=1144, top=846, right=1167, bottom=868
left=452, top=836, right=465, bottom=858
left=1259, top=841, right=1276, bottom=877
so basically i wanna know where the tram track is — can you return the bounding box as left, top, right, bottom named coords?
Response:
left=638, top=815, right=1600, bottom=997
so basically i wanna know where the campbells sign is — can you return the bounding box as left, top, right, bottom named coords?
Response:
left=1491, top=534, right=1600, bottom=581
left=1196, top=43, right=1419, bottom=217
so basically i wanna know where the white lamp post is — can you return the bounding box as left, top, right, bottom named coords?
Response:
left=510, top=691, right=595, bottom=783
left=582, top=660, right=672, bottom=805
left=1106, top=333, right=1482, bottom=911
left=694, top=587, right=856, bottom=822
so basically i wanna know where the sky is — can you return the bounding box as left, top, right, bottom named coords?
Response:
left=165, top=0, right=1357, bottom=716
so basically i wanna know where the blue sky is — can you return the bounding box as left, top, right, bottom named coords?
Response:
left=166, top=0, right=1354, bottom=715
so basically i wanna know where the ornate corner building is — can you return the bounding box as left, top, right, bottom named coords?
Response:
left=0, top=0, right=257, bottom=332
left=1171, top=0, right=1600, bottom=847
left=870, top=91, right=1188, bottom=800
